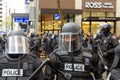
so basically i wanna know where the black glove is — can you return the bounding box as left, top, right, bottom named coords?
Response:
left=103, top=52, right=108, bottom=58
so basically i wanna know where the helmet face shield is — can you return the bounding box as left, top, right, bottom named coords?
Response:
left=59, top=33, right=81, bottom=52
left=6, top=36, right=29, bottom=54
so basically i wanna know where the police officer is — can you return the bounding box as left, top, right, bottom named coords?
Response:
left=107, top=44, right=120, bottom=80
left=93, top=23, right=119, bottom=77
left=44, top=22, right=100, bottom=80
left=28, top=33, right=41, bottom=57
left=0, top=31, right=45, bottom=80
left=28, top=32, right=35, bottom=49
left=2, top=33, right=7, bottom=51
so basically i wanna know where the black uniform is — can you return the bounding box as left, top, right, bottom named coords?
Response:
left=93, top=23, right=119, bottom=77
left=97, top=32, right=118, bottom=69
left=0, top=31, right=45, bottom=80
left=29, top=36, right=41, bottom=57
left=108, top=44, right=120, bottom=80
left=44, top=22, right=99, bottom=80
left=0, top=54, right=44, bottom=80
left=45, top=49, right=100, bottom=80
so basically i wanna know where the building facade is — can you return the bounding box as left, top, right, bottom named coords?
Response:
left=116, top=0, right=120, bottom=36
left=38, top=0, right=82, bottom=34
left=82, top=0, right=120, bottom=36
left=0, top=0, right=2, bottom=22
left=28, top=0, right=120, bottom=36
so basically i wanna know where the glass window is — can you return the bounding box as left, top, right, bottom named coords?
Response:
left=82, top=22, right=90, bottom=36
left=107, top=12, right=115, bottom=17
left=91, top=12, right=105, bottom=17
left=91, top=22, right=102, bottom=35
left=82, top=12, right=90, bottom=18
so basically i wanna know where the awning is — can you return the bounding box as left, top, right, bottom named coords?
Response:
left=83, top=17, right=120, bottom=21
left=40, top=8, right=82, bottom=14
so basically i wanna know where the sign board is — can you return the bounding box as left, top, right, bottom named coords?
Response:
left=82, top=0, right=116, bottom=12
left=14, top=17, right=29, bottom=23
left=55, top=13, right=60, bottom=20
left=85, top=2, right=114, bottom=9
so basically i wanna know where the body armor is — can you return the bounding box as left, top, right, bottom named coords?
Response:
left=0, top=55, right=36, bottom=80
left=45, top=51, right=94, bottom=80
left=57, top=54, right=93, bottom=80
left=98, top=33, right=118, bottom=69
left=98, top=33, right=113, bottom=52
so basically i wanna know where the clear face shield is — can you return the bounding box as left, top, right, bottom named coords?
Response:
left=59, top=33, right=81, bottom=53
left=6, top=36, right=29, bottom=54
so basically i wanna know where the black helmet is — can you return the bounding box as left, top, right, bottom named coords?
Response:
left=5, top=31, right=29, bottom=60
left=3, top=33, right=7, bottom=37
left=99, top=23, right=112, bottom=34
left=35, top=34, right=39, bottom=37
left=59, top=22, right=82, bottom=56
left=30, top=32, right=35, bottom=37
left=62, top=22, right=80, bottom=33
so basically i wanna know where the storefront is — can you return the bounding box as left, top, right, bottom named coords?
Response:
left=40, top=9, right=82, bottom=34
left=82, top=0, right=119, bottom=36
left=38, top=0, right=82, bottom=34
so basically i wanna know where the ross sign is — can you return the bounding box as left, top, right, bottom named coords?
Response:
left=55, top=13, right=60, bottom=20
left=14, top=17, right=29, bottom=23
left=85, top=2, right=114, bottom=9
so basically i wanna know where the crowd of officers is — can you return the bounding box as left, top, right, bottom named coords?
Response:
left=0, top=22, right=120, bottom=80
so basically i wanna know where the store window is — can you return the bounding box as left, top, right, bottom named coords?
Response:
left=82, top=11, right=115, bottom=36
left=91, top=22, right=100, bottom=35
left=82, top=22, right=90, bottom=36
left=82, top=12, right=90, bottom=18
left=106, top=12, right=115, bottom=17
left=91, top=12, right=105, bottom=17
left=40, top=13, right=76, bottom=34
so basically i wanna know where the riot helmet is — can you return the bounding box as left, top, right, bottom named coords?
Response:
left=30, top=32, right=35, bottom=37
left=3, top=33, right=7, bottom=37
left=59, top=22, right=82, bottom=56
left=5, top=31, right=29, bottom=59
left=99, top=23, right=112, bottom=34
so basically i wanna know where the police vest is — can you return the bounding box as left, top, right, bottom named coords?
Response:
left=0, top=55, right=34, bottom=80
left=99, top=34, right=113, bottom=52
left=55, top=51, right=93, bottom=80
